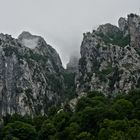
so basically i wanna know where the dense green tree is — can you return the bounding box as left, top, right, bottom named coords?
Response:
left=113, top=99, right=134, bottom=119
left=126, top=119, right=140, bottom=139
left=38, top=120, right=56, bottom=140
left=76, top=132, right=95, bottom=140
left=62, top=122, right=80, bottom=140
left=132, top=99, right=140, bottom=119
left=32, top=115, right=47, bottom=131
left=98, top=128, right=112, bottom=140
left=98, top=119, right=140, bottom=140
left=3, top=136, right=20, bottom=140
left=2, top=121, right=37, bottom=140
left=48, top=106, right=58, bottom=117
left=1, top=89, right=140, bottom=140
left=126, top=89, right=140, bottom=103
left=79, top=106, right=108, bottom=134
left=53, top=111, right=70, bottom=131
left=109, top=131, right=126, bottom=140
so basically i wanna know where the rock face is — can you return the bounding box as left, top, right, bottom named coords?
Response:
left=18, top=31, right=41, bottom=49
left=0, top=32, right=65, bottom=116
left=76, top=14, right=140, bottom=96
left=0, top=13, right=140, bottom=116
left=66, top=55, right=79, bottom=73
left=118, top=17, right=128, bottom=36
left=128, top=14, right=140, bottom=49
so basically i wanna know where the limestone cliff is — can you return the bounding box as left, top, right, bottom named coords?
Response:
left=1, top=13, right=140, bottom=116
left=0, top=32, right=65, bottom=116
left=76, top=13, right=140, bottom=96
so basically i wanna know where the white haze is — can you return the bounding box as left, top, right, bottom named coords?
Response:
left=0, top=0, right=140, bottom=67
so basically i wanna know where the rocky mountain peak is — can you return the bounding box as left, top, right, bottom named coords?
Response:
left=97, top=23, right=121, bottom=36
left=0, top=32, right=65, bottom=116
left=0, top=33, right=12, bottom=40
left=76, top=13, right=140, bottom=96
left=118, top=17, right=128, bottom=35
left=128, top=13, right=140, bottom=49
left=18, top=31, right=46, bottom=49
left=0, top=13, right=140, bottom=116
left=18, top=31, right=34, bottom=39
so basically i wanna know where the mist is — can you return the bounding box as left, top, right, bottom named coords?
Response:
left=0, top=0, right=140, bottom=67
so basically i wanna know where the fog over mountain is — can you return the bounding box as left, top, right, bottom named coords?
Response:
left=0, top=0, right=140, bottom=67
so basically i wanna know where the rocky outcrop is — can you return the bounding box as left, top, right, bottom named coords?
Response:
left=76, top=14, right=140, bottom=96
left=128, top=14, right=140, bottom=49
left=0, top=13, right=140, bottom=116
left=118, top=17, right=128, bottom=36
left=0, top=32, right=65, bottom=116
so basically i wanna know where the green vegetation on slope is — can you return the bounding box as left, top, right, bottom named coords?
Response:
left=95, top=31, right=130, bottom=47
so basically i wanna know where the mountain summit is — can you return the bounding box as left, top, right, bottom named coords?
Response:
left=76, top=13, right=140, bottom=96
left=0, top=13, right=140, bottom=116
left=0, top=32, right=64, bottom=116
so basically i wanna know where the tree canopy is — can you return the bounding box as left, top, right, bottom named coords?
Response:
left=1, top=89, right=140, bottom=140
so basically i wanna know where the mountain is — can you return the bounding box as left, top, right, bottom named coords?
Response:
left=76, top=13, right=140, bottom=96
left=0, top=13, right=140, bottom=116
left=0, top=32, right=65, bottom=116
left=1, top=13, right=140, bottom=140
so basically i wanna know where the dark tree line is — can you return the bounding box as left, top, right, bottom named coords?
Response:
left=1, top=89, right=140, bottom=140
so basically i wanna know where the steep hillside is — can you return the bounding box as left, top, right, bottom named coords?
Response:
left=0, top=13, right=140, bottom=116
left=76, top=14, right=140, bottom=96
left=0, top=32, right=65, bottom=116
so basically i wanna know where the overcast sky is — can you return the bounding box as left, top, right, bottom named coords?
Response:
left=0, top=0, right=140, bottom=67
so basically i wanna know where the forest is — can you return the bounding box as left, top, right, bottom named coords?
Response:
left=1, top=89, right=140, bottom=140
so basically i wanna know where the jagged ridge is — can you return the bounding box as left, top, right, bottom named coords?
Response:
left=76, top=14, right=140, bottom=96
left=0, top=32, right=65, bottom=116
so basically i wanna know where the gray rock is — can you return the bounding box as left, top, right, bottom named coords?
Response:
left=0, top=32, right=65, bottom=116
left=128, top=14, right=140, bottom=49
left=118, top=17, right=128, bottom=35
left=97, top=23, right=121, bottom=36
left=118, top=17, right=127, bottom=31
left=66, top=55, right=79, bottom=73
left=76, top=14, right=140, bottom=96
